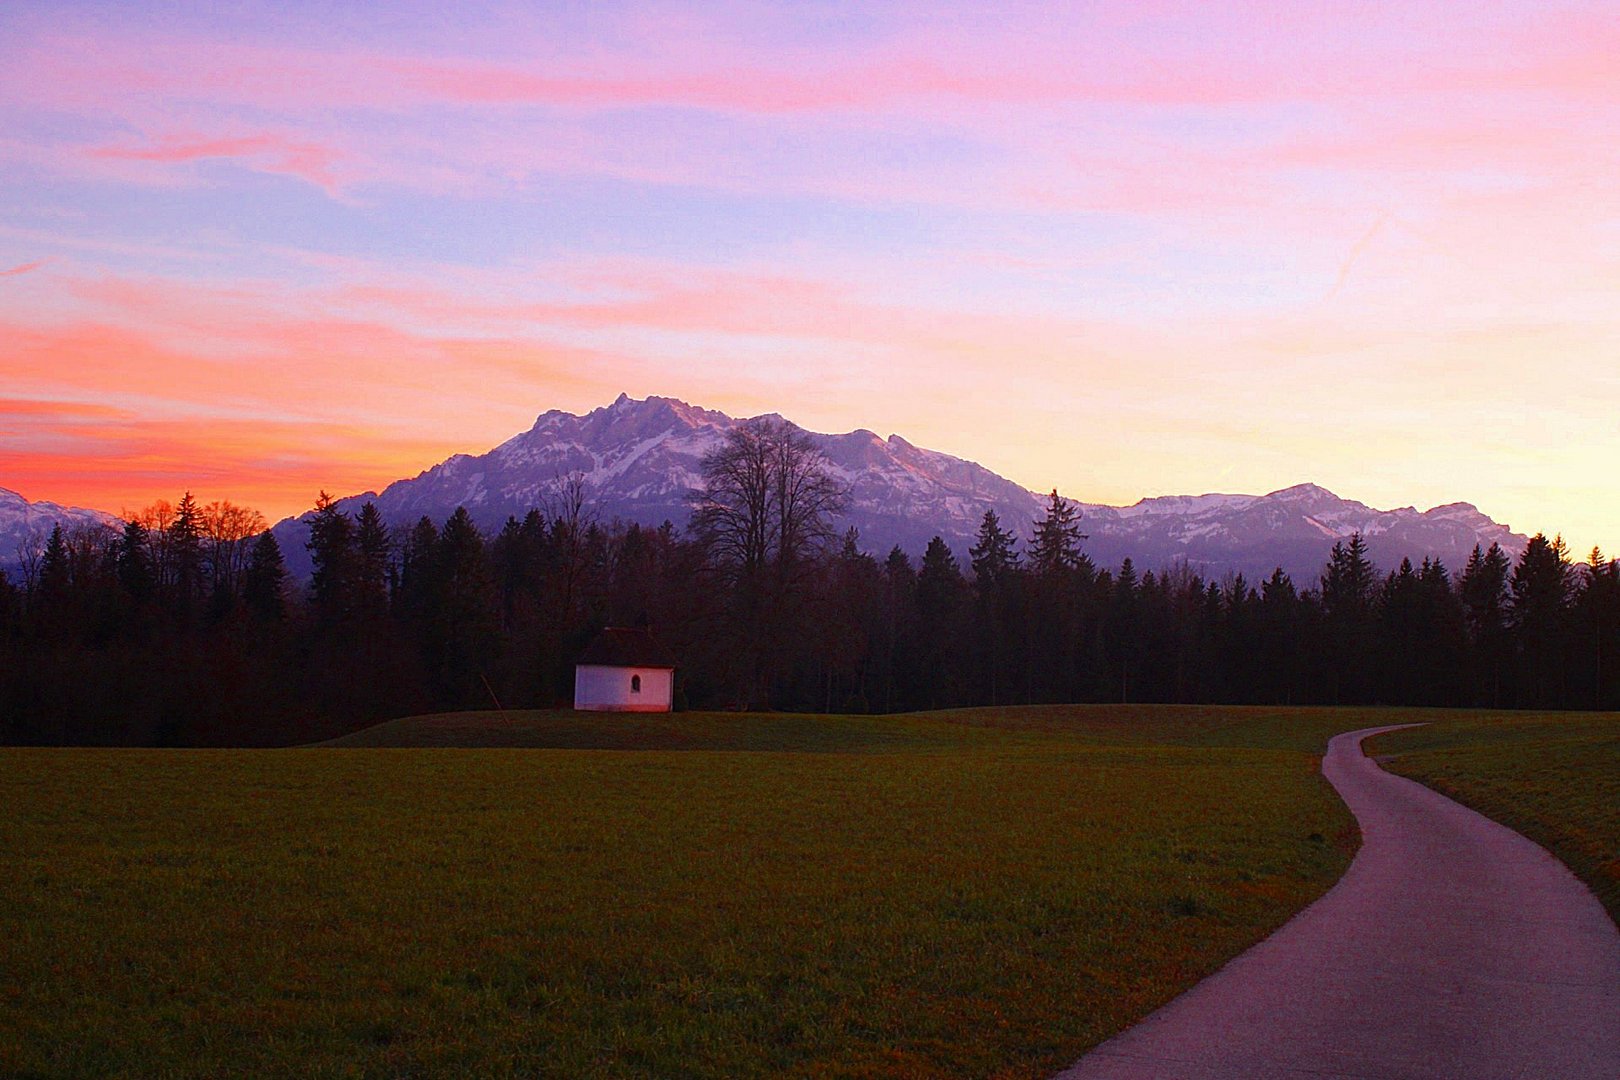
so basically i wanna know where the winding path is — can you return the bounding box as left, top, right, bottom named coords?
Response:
left=1056, top=724, right=1620, bottom=1080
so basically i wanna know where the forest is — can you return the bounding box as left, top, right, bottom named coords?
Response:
left=3, top=418, right=1617, bottom=746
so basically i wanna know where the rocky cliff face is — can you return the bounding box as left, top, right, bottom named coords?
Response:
left=266, top=394, right=1528, bottom=584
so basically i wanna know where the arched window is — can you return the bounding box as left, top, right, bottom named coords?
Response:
left=630, top=674, right=642, bottom=693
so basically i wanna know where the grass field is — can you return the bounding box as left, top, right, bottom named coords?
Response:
left=17, top=705, right=1613, bottom=1079
left=1370, top=712, right=1620, bottom=927
left=2, top=704, right=1372, bottom=1079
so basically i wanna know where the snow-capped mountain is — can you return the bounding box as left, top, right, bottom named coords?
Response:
left=268, top=394, right=1528, bottom=583
left=271, top=393, right=1042, bottom=575
left=1075, top=483, right=1526, bottom=584
left=0, top=488, right=121, bottom=576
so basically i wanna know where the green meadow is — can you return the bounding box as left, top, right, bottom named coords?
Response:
left=1, top=705, right=1612, bottom=1078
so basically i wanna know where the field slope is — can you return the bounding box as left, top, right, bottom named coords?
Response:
left=4, top=706, right=1367, bottom=1079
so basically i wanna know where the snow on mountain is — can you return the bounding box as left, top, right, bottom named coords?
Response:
left=268, top=394, right=1529, bottom=584
left=270, top=393, right=1041, bottom=575
left=0, top=488, right=121, bottom=577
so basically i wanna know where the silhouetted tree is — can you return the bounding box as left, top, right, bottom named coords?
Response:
left=242, top=532, right=288, bottom=623
left=167, top=492, right=205, bottom=614
left=1028, top=490, right=1087, bottom=577
left=913, top=536, right=967, bottom=707
left=1320, top=532, right=1377, bottom=703
left=690, top=417, right=848, bottom=707
left=969, top=509, right=1023, bottom=704
left=354, top=502, right=392, bottom=622
left=307, top=491, right=358, bottom=630
left=1576, top=548, right=1620, bottom=709
left=1510, top=533, right=1573, bottom=706
left=1460, top=542, right=1513, bottom=706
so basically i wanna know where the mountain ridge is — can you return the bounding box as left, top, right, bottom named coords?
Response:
left=262, top=394, right=1527, bottom=582
left=0, top=396, right=1531, bottom=583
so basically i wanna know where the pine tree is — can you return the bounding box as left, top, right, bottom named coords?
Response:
left=1319, top=532, right=1377, bottom=703
left=1109, top=558, right=1144, bottom=703
left=1459, top=542, right=1512, bottom=706
left=1576, top=548, right=1619, bottom=709
left=37, top=524, right=71, bottom=606
left=1378, top=558, right=1423, bottom=703
left=969, top=509, right=1020, bottom=583
left=167, top=491, right=205, bottom=607
left=242, top=532, right=287, bottom=622
left=307, top=491, right=358, bottom=629
left=876, top=546, right=916, bottom=712
left=968, top=509, right=1022, bottom=704
left=431, top=507, right=498, bottom=707
left=1320, top=533, right=1376, bottom=618
left=355, top=502, right=392, bottom=620
left=1256, top=567, right=1303, bottom=704
left=1510, top=534, right=1573, bottom=706
left=1028, top=490, right=1087, bottom=576
left=914, top=536, right=967, bottom=707
left=116, top=520, right=154, bottom=603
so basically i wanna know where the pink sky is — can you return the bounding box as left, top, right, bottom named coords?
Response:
left=2, top=2, right=1617, bottom=557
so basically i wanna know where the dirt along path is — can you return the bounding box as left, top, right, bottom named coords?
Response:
left=1056, top=724, right=1620, bottom=1080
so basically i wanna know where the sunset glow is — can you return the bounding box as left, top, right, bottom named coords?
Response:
left=3, top=2, right=1617, bottom=554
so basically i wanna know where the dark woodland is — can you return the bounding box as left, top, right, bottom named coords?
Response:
left=4, top=419, right=1617, bottom=746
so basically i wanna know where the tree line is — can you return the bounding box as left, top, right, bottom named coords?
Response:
left=3, top=419, right=1616, bottom=745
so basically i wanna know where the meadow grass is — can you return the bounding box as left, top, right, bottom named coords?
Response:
left=4, top=706, right=1364, bottom=1078
left=1370, top=712, right=1620, bottom=927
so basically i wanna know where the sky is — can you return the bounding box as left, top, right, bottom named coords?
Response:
left=2, top=1, right=1617, bottom=555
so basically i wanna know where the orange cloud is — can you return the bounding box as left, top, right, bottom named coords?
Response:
left=1, top=259, right=48, bottom=277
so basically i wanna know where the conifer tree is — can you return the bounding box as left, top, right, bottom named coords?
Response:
left=167, top=491, right=205, bottom=606
left=307, top=491, right=358, bottom=629
left=1510, top=533, right=1573, bottom=706
left=1459, top=542, right=1513, bottom=706
left=116, top=520, right=153, bottom=603
left=1576, top=548, right=1619, bottom=708
left=1109, top=557, right=1144, bottom=702
left=355, top=502, right=392, bottom=620
left=968, top=509, right=1022, bottom=704
left=1319, top=532, right=1377, bottom=703
left=37, top=524, right=70, bottom=606
left=242, top=532, right=287, bottom=622
left=969, top=509, right=1020, bottom=583
left=1028, top=490, right=1087, bottom=576
left=914, top=536, right=967, bottom=707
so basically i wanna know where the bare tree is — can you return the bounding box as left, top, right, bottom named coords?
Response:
left=129, top=499, right=178, bottom=588
left=201, top=500, right=267, bottom=598
left=542, top=472, right=597, bottom=627
left=690, top=417, right=848, bottom=705
left=691, top=417, right=846, bottom=583
left=14, top=530, right=45, bottom=595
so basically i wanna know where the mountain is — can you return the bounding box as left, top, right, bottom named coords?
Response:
left=268, top=394, right=1528, bottom=584
left=1074, top=484, right=1526, bottom=584
left=0, top=487, right=122, bottom=575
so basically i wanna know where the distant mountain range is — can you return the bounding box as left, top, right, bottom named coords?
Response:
left=0, top=487, right=120, bottom=575
left=3, top=395, right=1530, bottom=584
left=266, top=394, right=1528, bottom=583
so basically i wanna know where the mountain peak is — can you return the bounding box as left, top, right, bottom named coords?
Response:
left=1265, top=482, right=1337, bottom=502
left=253, top=394, right=1527, bottom=587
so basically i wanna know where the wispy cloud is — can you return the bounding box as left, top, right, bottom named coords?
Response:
left=86, top=132, right=351, bottom=195
left=0, top=259, right=48, bottom=277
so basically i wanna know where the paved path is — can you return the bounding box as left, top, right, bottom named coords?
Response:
left=1056, top=724, right=1620, bottom=1080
